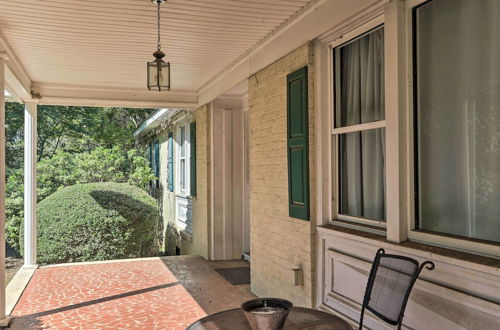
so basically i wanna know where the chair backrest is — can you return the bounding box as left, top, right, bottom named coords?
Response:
left=359, top=248, right=435, bottom=329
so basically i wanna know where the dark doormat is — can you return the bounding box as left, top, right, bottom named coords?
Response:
left=215, top=267, right=250, bottom=285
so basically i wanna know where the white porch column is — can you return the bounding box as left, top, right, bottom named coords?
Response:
left=23, top=100, right=37, bottom=267
left=0, top=53, right=8, bottom=320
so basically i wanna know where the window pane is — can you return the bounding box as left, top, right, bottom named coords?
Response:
left=334, top=27, right=385, bottom=128
left=180, top=159, right=185, bottom=190
left=415, top=0, right=500, bottom=243
left=180, top=126, right=186, bottom=157
left=339, top=128, right=386, bottom=221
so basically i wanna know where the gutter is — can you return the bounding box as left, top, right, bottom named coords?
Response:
left=133, top=108, right=184, bottom=138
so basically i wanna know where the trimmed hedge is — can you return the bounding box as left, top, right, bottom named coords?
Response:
left=21, top=182, right=160, bottom=265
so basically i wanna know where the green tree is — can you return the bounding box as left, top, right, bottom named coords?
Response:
left=5, top=103, right=153, bottom=165
left=81, top=107, right=152, bottom=150
left=5, top=102, right=25, bottom=172
left=5, top=103, right=155, bottom=253
left=6, top=147, right=156, bottom=251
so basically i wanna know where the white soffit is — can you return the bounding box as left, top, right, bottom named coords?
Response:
left=0, top=0, right=312, bottom=97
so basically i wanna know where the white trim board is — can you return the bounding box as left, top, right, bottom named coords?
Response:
left=0, top=33, right=31, bottom=100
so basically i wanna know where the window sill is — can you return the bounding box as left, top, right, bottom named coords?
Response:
left=330, top=219, right=386, bottom=236
left=408, top=230, right=500, bottom=260
left=317, top=224, right=500, bottom=275
left=175, top=193, right=192, bottom=200
left=180, top=230, right=193, bottom=242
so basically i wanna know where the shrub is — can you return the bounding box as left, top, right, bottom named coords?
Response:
left=7, top=147, right=155, bottom=252
left=20, top=182, right=160, bottom=265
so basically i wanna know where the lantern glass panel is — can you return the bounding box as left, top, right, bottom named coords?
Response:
left=148, top=60, right=170, bottom=91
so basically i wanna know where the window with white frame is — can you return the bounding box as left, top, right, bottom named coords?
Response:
left=413, top=0, right=500, bottom=244
left=179, top=125, right=186, bottom=192
left=332, top=25, right=386, bottom=225
left=177, top=123, right=189, bottom=195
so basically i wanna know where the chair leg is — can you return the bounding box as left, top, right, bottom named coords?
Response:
left=359, top=306, right=365, bottom=330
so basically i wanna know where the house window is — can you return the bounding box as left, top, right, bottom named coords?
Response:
left=179, top=125, right=187, bottom=192
left=332, top=26, right=386, bottom=224
left=175, top=119, right=193, bottom=235
left=176, top=121, right=192, bottom=196
left=413, top=0, right=500, bottom=243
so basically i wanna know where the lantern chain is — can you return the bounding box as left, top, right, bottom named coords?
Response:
left=157, top=2, right=161, bottom=51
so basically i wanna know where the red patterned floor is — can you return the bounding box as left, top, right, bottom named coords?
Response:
left=9, top=256, right=255, bottom=329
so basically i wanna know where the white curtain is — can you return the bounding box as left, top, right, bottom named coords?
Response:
left=338, top=28, right=386, bottom=221
left=416, top=0, right=500, bottom=242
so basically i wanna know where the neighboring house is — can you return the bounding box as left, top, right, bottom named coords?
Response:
left=132, top=0, right=500, bottom=328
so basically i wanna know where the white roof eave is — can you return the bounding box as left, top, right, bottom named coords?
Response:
left=133, top=108, right=170, bottom=138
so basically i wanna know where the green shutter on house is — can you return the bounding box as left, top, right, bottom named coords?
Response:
left=154, top=140, right=160, bottom=189
left=287, top=66, right=309, bottom=220
left=148, top=142, right=153, bottom=187
left=167, top=132, right=174, bottom=192
left=190, top=121, right=197, bottom=196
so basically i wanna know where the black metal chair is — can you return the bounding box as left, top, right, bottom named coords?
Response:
left=359, top=248, right=435, bottom=330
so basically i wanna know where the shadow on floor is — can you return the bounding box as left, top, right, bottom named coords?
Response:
left=8, top=282, right=180, bottom=329
left=8, top=256, right=255, bottom=329
left=160, top=255, right=256, bottom=315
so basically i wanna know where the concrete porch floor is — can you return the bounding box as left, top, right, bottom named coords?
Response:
left=7, top=256, right=256, bottom=329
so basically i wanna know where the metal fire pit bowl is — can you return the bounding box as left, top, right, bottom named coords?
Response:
left=241, top=298, right=293, bottom=330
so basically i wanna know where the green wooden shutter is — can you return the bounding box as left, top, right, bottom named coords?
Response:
left=287, top=66, right=309, bottom=220
left=190, top=121, right=197, bottom=196
left=148, top=142, right=153, bottom=187
left=154, top=140, right=160, bottom=189
left=167, top=132, right=174, bottom=192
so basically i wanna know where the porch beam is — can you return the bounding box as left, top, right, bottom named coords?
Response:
left=0, top=32, right=31, bottom=101
left=4, top=65, right=31, bottom=101
left=36, top=97, right=198, bottom=110
left=31, top=82, right=199, bottom=109
left=23, top=100, right=37, bottom=268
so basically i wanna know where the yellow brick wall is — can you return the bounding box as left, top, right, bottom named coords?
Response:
left=180, top=105, right=210, bottom=258
left=248, top=43, right=316, bottom=307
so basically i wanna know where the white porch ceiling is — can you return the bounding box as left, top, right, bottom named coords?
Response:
left=0, top=0, right=312, bottom=95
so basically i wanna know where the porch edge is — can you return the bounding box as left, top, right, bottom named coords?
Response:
left=6, top=267, right=36, bottom=316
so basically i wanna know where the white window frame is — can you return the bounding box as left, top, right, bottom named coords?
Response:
left=329, top=16, right=387, bottom=229
left=173, top=115, right=193, bottom=235
left=319, top=1, right=500, bottom=258
left=175, top=118, right=191, bottom=197
left=404, top=0, right=500, bottom=258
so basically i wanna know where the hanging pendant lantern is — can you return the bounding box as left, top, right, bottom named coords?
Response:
left=147, top=0, right=170, bottom=91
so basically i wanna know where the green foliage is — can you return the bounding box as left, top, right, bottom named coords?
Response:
left=6, top=147, right=156, bottom=251
left=20, top=183, right=160, bottom=265
left=5, top=102, right=25, bottom=172
left=5, top=170, right=24, bottom=251
left=5, top=102, right=153, bottom=169
left=81, top=107, right=152, bottom=150
left=5, top=102, right=155, bottom=255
